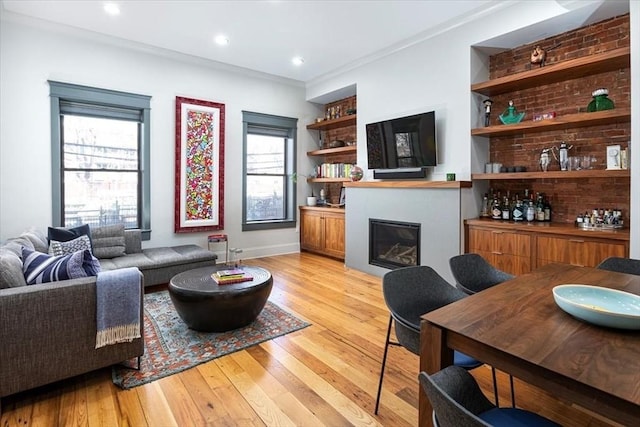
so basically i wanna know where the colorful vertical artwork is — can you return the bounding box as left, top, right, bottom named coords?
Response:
left=185, top=110, right=214, bottom=221
left=175, top=97, right=225, bottom=233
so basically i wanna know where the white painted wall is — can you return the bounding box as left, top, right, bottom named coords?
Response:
left=0, top=13, right=322, bottom=258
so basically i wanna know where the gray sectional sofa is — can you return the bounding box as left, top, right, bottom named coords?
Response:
left=0, top=225, right=217, bottom=403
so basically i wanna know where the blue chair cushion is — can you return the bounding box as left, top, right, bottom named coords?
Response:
left=479, top=408, right=561, bottom=426
left=453, top=351, right=482, bottom=369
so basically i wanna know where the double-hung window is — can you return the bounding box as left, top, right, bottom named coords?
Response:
left=49, top=81, right=151, bottom=239
left=242, top=111, right=297, bottom=231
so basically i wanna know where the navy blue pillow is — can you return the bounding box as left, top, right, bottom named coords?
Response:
left=22, top=247, right=101, bottom=285
left=48, top=224, right=92, bottom=247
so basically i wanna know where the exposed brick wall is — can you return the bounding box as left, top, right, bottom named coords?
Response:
left=487, top=14, right=631, bottom=225
left=321, top=95, right=357, bottom=149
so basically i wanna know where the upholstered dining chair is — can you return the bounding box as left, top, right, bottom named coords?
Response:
left=375, top=266, right=489, bottom=415
left=449, top=253, right=514, bottom=295
left=596, top=257, right=640, bottom=276
left=448, top=253, right=516, bottom=407
left=419, top=366, right=561, bottom=427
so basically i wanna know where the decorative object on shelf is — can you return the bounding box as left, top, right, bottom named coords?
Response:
left=483, top=99, right=493, bottom=127
left=350, top=165, right=364, bottom=182
left=606, top=144, right=621, bottom=170
left=558, top=141, right=574, bottom=171
left=307, top=193, right=317, bottom=206
left=530, top=45, right=547, bottom=67
left=587, top=88, right=615, bottom=112
left=539, top=148, right=553, bottom=172
left=446, top=173, right=456, bottom=181
left=346, top=108, right=356, bottom=115
left=498, top=100, right=525, bottom=125
left=621, top=147, right=628, bottom=170
left=492, top=163, right=502, bottom=173
left=533, top=111, right=556, bottom=121
left=174, top=96, right=225, bottom=233
left=328, top=139, right=345, bottom=148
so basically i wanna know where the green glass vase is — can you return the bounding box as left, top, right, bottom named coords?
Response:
left=587, top=94, right=615, bottom=112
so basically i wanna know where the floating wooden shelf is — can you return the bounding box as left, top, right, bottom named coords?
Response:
left=472, top=169, right=630, bottom=180
left=471, top=108, right=631, bottom=137
left=306, top=115, right=357, bottom=131
left=307, top=177, right=351, bottom=183
left=307, top=146, right=357, bottom=156
left=471, top=47, right=630, bottom=96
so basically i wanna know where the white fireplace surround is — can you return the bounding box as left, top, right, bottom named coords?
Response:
left=344, top=181, right=476, bottom=284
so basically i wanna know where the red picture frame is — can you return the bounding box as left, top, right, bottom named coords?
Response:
left=174, top=96, right=225, bottom=233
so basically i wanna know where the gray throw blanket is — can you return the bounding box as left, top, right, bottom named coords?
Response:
left=95, top=267, right=142, bottom=349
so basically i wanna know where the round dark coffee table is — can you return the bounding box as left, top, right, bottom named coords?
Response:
left=168, top=266, right=273, bottom=332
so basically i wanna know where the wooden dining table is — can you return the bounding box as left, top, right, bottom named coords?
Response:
left=419, top=263, right=640, bottom=427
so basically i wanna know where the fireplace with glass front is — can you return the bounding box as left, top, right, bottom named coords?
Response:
left=369, top=219, right=420, bottom=270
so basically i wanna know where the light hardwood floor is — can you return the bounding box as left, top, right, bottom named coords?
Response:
left=1, top=252, right=618, bottom=426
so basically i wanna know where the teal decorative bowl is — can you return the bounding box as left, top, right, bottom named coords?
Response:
left=552, top=284, right=640, bottom=330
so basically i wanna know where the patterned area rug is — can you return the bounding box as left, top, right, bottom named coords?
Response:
left=112, top=290, right=310, bottom=389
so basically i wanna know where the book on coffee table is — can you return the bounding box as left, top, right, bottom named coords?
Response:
left=211, top=271, right=253, bottom=285
left=216, top=268, right=245, bottom=278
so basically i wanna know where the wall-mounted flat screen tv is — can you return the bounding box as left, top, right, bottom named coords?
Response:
left=365, top=110, right=437, bottom=170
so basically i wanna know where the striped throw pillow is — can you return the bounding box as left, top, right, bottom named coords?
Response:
left=22, top=247, right=101, bottom=285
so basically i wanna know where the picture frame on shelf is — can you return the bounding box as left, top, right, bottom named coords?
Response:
left=606, top=144, right=621, bottom=170
left=174, top=96, right=225, bottom=233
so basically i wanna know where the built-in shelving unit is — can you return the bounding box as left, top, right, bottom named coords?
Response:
left=471, top=47, right=630, bottom=96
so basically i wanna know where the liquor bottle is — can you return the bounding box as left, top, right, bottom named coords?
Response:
left=535, top=193, right=545, bottom=221
left=491, top=195, right=502, bottom=220
left=501, top=197, right=510, bottom=220
left=544, top=195, right=552, bottom=221
left=512, top=194, right=524, bottom=222
left=526, top=201, right=535, bottom=222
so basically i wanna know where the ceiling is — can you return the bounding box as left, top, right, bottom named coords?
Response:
left=1, top=0, right=496, bottom=83
left=1, top=1, right=630, bottom=86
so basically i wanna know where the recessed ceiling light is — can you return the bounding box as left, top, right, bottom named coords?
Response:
left=292, top=56, right=304, bottom=66
left=215, top=35, right=230, bottom=46
left=103, top=2, right=120, bottom=16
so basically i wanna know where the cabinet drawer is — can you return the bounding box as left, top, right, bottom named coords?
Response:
left=493, top=232, right=530, bottom=257
left=469, top=228, right=493, bottom=253
left=537, top=236, right=627, bottom=267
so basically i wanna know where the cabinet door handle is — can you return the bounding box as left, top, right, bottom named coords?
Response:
left=491, top=251, right=503, bottom=255
left=569, top=239, right=585, bottom=243
left=492, top=231, right=504, bottom=234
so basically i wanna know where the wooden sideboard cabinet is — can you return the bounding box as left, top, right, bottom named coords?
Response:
left=465, top=219, right=629, bottom=275
left=299, top=206, right=345, bottom=260
left=536, top=235, right=627, bottom=268
left=468, top=226, right=531, bottom=275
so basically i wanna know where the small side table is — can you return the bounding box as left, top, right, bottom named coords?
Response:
left=207, top=234, right=228, bottom=265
